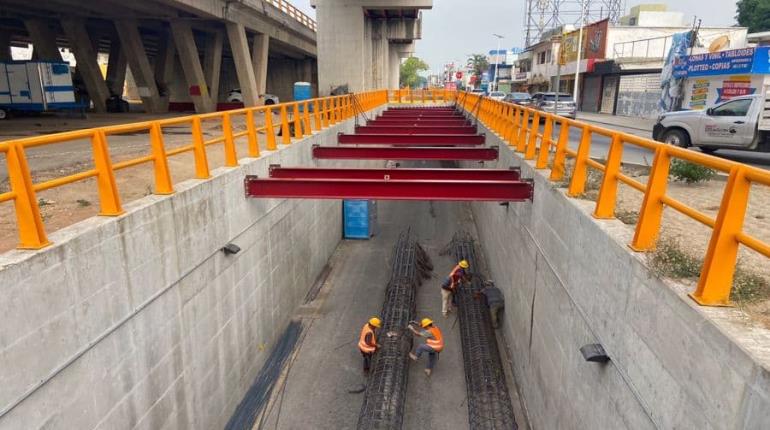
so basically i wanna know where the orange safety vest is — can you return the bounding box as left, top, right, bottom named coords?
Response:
left=426, top=326, right=444, bottom=352
left=358, top=324, right=377, bottom=353
left=446, top=264, right=465, bottom=290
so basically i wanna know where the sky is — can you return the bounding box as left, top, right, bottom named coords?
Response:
left=292, top=0, right=739, bottom=74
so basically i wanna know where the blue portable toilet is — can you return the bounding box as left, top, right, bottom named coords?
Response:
left=343, top=200, right=378, bottom=239
left=294, top=81, right=312, bottom=112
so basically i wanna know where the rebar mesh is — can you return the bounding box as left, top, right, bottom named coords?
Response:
left=451, top=231, right=517, bottom=430
left=357, top=229, right=432, bottom=430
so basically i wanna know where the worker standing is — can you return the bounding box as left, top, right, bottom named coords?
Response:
left=477, top=280, right=505, bottom=329
left=440, top=259, right=471, bottom=317
left=408, top=318, right=444, bottom=376
left=358, top=317, right=382, bottom=374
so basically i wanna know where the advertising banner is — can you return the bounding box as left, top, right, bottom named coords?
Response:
left=683, top=74, right=764, bottom=109
left=559, top=19, right=609, bottom=65
left=673, top=47, right=770, bottom=78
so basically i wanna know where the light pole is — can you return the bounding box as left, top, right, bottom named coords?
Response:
left=573, top=0, right=586, bottom=106
left=492, top=33, right=504, bottom=92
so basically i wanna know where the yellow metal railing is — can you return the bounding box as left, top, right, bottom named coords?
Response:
left=387, top=88, right=458, bottom=104
left=459, top=92, right=770, bottom=307
left=0, top=90, right=388, bottom=251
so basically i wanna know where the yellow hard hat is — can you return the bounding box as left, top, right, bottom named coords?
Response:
left=459, top=260, right=469, bottom=269
left=369, top=317, right=382, bottom=328
left=421, top=318, right=433, bottom=328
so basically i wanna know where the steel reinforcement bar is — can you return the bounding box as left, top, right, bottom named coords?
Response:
left=450, top=231, right=517, bottom=430
left=357, top=229, right=432, bottom=430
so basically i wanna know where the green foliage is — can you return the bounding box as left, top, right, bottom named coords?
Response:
left=649, top=239, right=702, bottom=279
left=669, top=159, right=716, bottom=184
left=467, top=54, right=489, bottom=84
left=736, top=0, right=770, bottom=33
left=399, top=57, right=429, bottom=89
left=732, top=269, right=770, bottom=304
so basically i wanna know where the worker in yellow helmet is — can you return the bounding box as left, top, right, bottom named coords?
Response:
left=408, top=318, right=444, bottom=376
left=440, top=259, right=471, bottom=317
left=358, top=317, right=382, bottom=374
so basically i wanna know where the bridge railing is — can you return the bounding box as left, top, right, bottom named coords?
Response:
left=264, top=0, right=317, bottom=31
left=0, top=90, right=388, bottom=251
left=458, top=91, right=770, bottom=307
left=387, top=88, right=458, bottom=104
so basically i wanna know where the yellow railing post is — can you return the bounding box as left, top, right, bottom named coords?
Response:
left=191, top=117, right=211, bottom=178
left=303, top=101, right=312, bottom=134
left=246, top=109, right=260, bottom=157
left=322, top=98, right=330, bottom=128
left=149, top=122, right=174, bottom=194
left=630, top=146, right=671, bottom=251
left=292, top=103, right=303, bottom=139
left=222, top=112, right=238, bottom=166
left=535, top=115, right=553, bottom=168
left=398, top=89, right=402, bottom=103
left=506, top=108, right=520, bottom=145
left=264, top=107, right=277, bottom=150
left=329, top=98, right=337, bottom=124
left=691, top=166, right=751, bottom=306
left=5, top=143, right=49, bottom=249
left=280, top=104, right=291, bottom=144
left=549, top=120, right=570, bottom=181
left=567, top=126, right=592, bottom=196
left=525, top=112, right=541, bottom=159
left=91, top=130, right=123, bottom=216
left=313, top=99, right=322, bottom=131
left=516, top=110, right=530, bottom=152
left=593, top=134, right=624, bottom=218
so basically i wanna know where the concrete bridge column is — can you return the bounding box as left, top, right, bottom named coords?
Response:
left=170, top=21, right=214, bottom=113
left=153, top=28, right=175, bottom=111
left=226, top=22, right=259, bottom=106
left=251, top=32, right=269, bottom=103
left=24, top=19, right=62, bottom=61
left=0, top=31, right=12, bottom=62
left=370, top=19, right=389, bottom=90
left=388, top=44, right=401, bottom=89
left=61, top=19, right=110, bottom=112
left=313, top=1, right=366, bottom=95
left=105, top=38, right=128, bottom=97
left=203, top=30, right=223, bottom=105
left=115, top=19, right=165, bottom=113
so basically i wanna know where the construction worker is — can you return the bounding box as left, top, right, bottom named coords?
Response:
left=440, top=259, right=471, bottom=316
left=408, top=318, right=444, bottom=376
left=476, top=280, right=505, bottom=329
left=358, top=317, right=382, bottom=374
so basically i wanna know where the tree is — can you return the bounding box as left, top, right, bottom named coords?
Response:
left=467, top=54, right=489, bottom=87
left=400, top=57, right=429, bottom=89
left=736, top=0, right=770, bottom=33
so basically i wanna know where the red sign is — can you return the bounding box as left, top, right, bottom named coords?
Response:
left=456, top=71, right=463, bottom=79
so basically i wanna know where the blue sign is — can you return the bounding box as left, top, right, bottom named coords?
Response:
left=673, top=47, right=770, bottom=78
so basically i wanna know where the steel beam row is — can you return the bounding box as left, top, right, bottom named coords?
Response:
left=355, top=125, right=478, bottom=135
left=338, top=133, right=485, bottom=146
left=311, top=145, right=499, bottom=161
left=268, top=166, right=521, bottom=181
left=368, top=119, right=470, bottom=127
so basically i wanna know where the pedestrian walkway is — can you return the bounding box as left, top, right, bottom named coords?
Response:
left=577, top=111, right=655, bottom=134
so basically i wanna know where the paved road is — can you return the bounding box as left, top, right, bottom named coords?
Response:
left=563, top=118, right=770, bottom=170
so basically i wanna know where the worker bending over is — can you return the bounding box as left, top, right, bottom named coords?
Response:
left=358, top=317, right=382, bottom=374
left=441, top=259, right=471, bottom=316
left=477, top=280, right=505, bottom=329
left=408, top=318, right=444, bottom=377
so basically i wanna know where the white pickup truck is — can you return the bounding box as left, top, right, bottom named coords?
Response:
left=652, top=94, right=770, bottom=154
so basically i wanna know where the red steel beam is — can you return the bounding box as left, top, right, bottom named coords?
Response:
left=338, top=133, right=485, bottom=145
left=311, top=145, right=499, bottom=161
left=354, top=125, right=478, bottom=135
left=379, top=113, right=465, bottom=118
left=368, top=120, right=470, bottom=127
left=268, top=166, right=520, bottom=181
left=244, top=177, right=533, bottom=201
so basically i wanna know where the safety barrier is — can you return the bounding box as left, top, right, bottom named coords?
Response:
left=264, top=0, right=317, bottom=31
left=0, top=90, right=388, bottom=251
left=458, top=92, right=770, bottom=307
left=387, top=89, right=458, bottom=104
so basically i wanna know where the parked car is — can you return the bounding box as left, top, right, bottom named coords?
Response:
left=227, top=89, right=279, bottom=105
left=488, top=91, right=506, bottom=101
left=469, top=88, right=486, bottom=96
left=531, top=92, right=576, bottom=119
left=653, top=94, right=770, bottom=154
left=503, top=92, right=532, bottom=106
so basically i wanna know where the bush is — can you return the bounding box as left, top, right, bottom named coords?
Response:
left=669, top=159, right=716, bottom=184
left=732, top=269, right=770, bottom=304
left=648, top=239, right=701, bottom=279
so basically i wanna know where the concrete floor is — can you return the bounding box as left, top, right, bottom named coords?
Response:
left=256, top=180, right=522, bottom=429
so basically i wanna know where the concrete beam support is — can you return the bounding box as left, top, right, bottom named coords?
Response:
left=302, top=58, right=313, bottom=83
left=115, top=19, right=165, bottom=113
left=388, top=44, right=401, bottom=89
left=370, top=19, right=389, bottom=90
left=154, top=27, right=176, bottom=110
left=203, top=30, right=223, bottom=105
left=61, top=19, right=110, bottom=112
left=225, top=23, right=259, bottom=106
left=106, top=38, right=128, bottom=96
left=170, top=21, right=214, bottom=113
left=314, top=1, right=366, bottom=95
left=250, top=32, right=269, bottom=102
left=0, top=31, right=12, bottom=62
left=24, top=19, right=62, bottom=61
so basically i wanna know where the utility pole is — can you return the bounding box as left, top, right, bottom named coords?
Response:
left=552, top=34, right=563, bottom=115
left=573, top=0, right=586, bottom=105
left=492, top=33, right=504, bottom=92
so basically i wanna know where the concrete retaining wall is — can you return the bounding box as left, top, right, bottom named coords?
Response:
left=0, top=108, right=382, bottom=430
left=468, top=121, right=770, bottom=429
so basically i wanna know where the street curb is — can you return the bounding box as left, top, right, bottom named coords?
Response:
left=578, top=117, right=653, bottom=133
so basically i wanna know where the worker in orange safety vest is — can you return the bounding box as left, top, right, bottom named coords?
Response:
left=358, top=317, right=382, bottom=374
left=408, top=318, right=444, bottom=377
left=440, top=259, right=471, bottom=316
